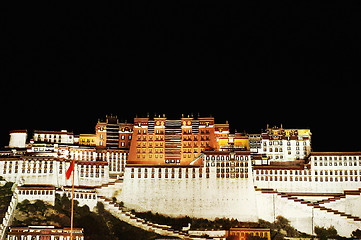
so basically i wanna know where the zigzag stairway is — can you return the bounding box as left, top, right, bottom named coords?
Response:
left=96, top=195, right=192, bottom=239
left=254, top=186, right=361, bottom=222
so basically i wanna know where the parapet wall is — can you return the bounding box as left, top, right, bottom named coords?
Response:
left=120, top=159, right=361, bottom=237
left=120, top=165, right=259, bottom=221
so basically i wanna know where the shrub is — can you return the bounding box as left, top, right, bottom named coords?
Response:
left=352, top=229, right=361, bottom=239
left=314, top=226, right=338, bottom=240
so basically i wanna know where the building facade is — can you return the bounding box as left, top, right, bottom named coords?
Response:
left=128, top=116, right=248, bottom=165
left=7, top=226, right=84, bottom=240
left=257, top=126, right=311, bottom=162
left=33, top=130, right=74, bottom=145
left=95, top=115, right=133, bottom=149
left=228, top=228, right=271, bottom=240
left=1, top=115, right=361, bottom=237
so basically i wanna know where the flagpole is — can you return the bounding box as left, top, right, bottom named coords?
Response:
left=70, top=163, right=75, bottom=239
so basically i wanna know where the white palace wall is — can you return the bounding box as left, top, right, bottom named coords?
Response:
left=120, top=152, right=361, bottom=237
left=253, top=153, right=361, bottom=193
left=255, top=189, right=361, bottom=237
left=121, top=174, right=258, bottom=221
left=0, top=157, right=109, bottom=187
left=121, top=165, right=259, bottom=221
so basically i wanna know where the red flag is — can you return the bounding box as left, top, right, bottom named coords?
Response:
left=65, top=159, right=75, bottom=180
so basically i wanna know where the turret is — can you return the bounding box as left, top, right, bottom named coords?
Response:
left=9, top=130, right=27, bottom=148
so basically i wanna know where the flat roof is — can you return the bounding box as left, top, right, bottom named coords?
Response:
left=230, top=228, right=270, bottom=231
left=126, top=164, right=202, bottom=168
left=310, top=152, right=361, bottom=156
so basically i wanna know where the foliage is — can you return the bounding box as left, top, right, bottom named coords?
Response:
left=0, top=182, right=14, bottom=218
left=13, top=199, right=64, bottom=227
left=0, top=182, right=13, bottom=201
left=314, top=226, right=338, bottom=240
left=12, top=193, right=313, bottom=240
left=13, top=195, right=160, bottom=240
left=133, top=210, right=306, bottom=240
left=134, top=211, right=191, bottom=230
left=352, top=229, right=361, bottom=239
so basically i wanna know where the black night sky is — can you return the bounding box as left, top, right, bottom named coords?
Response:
left=2, top=2, right=361, bottom=151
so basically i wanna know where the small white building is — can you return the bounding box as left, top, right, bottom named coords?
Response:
left=61, top=186, right=98, bottom=210
left=33, top=130, right=74, bottom=144
left=7, top=226, right=84, bottom=240
left=17, top=185, right=56, bottom=205
left=258, top=126, right=311, bottom=162
left=9, top=130, right=27, bottom=148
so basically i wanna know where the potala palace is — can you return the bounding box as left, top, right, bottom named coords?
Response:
left=1, top=115, right=361, bottom=238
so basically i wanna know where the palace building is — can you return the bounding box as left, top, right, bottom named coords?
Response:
left=257, top=125, right=312, bottom=161
left=228, top=228, right=271, bottom=240
left=7, top=226, right=84, bottom=240
left=128, top=115, right=248, bottom=165
left=1, top=114, right=361, bottom=237
left=95, top=115, right=133, bottom=149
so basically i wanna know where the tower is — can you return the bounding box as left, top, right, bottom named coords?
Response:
left=9, top=130, right=27, bottom=148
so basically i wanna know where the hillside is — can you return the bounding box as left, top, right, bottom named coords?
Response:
left=0, top=181, right=13, bottom=220
left=12, top=194, right=162, bottom=240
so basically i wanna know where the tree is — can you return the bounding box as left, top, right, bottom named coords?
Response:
left=96, top=202, right=105, bottom=214
left=34, top=200, right=46, bottom=214
left=274, top=216, right=290, bottom=230
left=351, top=229, right=361, bottom=239
left=314, top=226, right=338, bottom=240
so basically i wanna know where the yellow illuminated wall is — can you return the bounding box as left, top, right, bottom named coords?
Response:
left=217, top=137, right=249, bottom=151
left=298, top=129, right=311, bottom=136
left=234, top=138, right=249, bottom=150
left=219, top=139, right=229, bottom=146
left=79, top=134, right=96, bottom=146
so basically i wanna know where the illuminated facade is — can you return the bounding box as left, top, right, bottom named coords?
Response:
left=95, top=115, right=132, bottom=149
left=257, top=125, right=311, bottom=161
left=228, top=228, right=271, bottom=240
left=33, top=130, right=74, bottom=144
left=78, top=134, right=96, bottom=146
left=128, top=116, right=249, bottom=165
left=1, top=115, right=361, bottom=237
left=7, top=226, right=84, bottom=240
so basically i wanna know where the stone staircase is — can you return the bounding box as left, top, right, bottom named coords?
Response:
left=316, top=188, right=361, bottom=205
left=97, top=196, right=191, bottom=239
left=0, top=185, right=18, bottom=240
left=95, top=177, right=123, bottom=199
left=254, top=186, right=361, bottom=223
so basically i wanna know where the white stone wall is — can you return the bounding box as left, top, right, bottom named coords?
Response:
left=259, top=138, right=311, bottom=161
left=254, top=190, right=361, bottom=237
left=61, top=190, right=98, bottom=210
left=0, top=158, right=109, bottom=187
left=254, top=155, right=361, bottom=193
left=323, top=194, right=361, bottom=220
left=0, top=192, right=18, bottom=240
left=120, top=164, right=258, bottom=221
left=120, top=152, right=361, bottom=237
left=9, top=132, right=27, bottom=148
left=17, top=189, right=55, bottom=205
left=16, top=187, right=97, bottom=210
left=34, top=131, right=74, bottom=144
left=67, top=148, right=127, bottom=175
